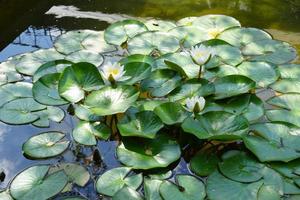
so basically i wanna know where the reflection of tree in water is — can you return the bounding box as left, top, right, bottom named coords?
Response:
left=12, top=26, right=64, bottom=49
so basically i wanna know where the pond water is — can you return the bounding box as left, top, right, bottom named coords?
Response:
left=0, top=0, right=300, bottom=198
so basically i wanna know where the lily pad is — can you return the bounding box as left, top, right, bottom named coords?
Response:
left=32, top=106, right=65, bottom=128
left=237, top=61, right=279, bottom=87
left=96, top=167, right=142, bottom=196
left=65, top=50, right=104, bottom=67
left=144, top=178, right=163, bottom=200
left=0, top=190, right=13, bottom=200
left=84, top=85, right=139, bottom=116
left=0, top=82, right=33, bottom=107
left=122, top=62, right=152, bottom=84
left=58, top=62, right=103, bottom=103
left=104, top=19, right=148, bottom=46
left=74, top=104, right=102, bottom=122
left=128, top=31, right=180, bottom=55
left=270, top=79, right=300, bottom=94
left=189, top=151, right=220, bottom=176
left=278, top=64, right=300, bottom=79
left=0, top=60, right=23, bottom=85
left=116, top=134, right=181, bottom=169
left=217, top=27, right=272, bottom=48
left=33, top=73, right=68, bottom=106
left=0, top=98, right=46, bottom=125
left=112, top=186, right=143, bottom=200
left=141, top=69, right=181, bottom=97
left=10, top=165, right=68, bottom=200
left=159, top=175, right=206, bottom=200
left=22, top=131, right=69, bottom=159
left=267, top=94, right=300, bottom=111
left=119, top=54, right=155, bottom=67
left=266, top=109, right=300, bottom=127
left=154, top=102, right=189, bottom=125
left=213, top=75, right=256, bottom=99
left=15, top=48, right=65, bottom=76
left=242, top=39, right=297, bottom=65
left=73, top=121, right=110, bottom=146
left=218, top=151, right=264, bottom=183
left=206, top=171, right=263, bottom=200
left=117, top=111, right=164, bottom=139
left=182, top=111, right=249, bottom=140
left=145, top=19, right=176, bottom=32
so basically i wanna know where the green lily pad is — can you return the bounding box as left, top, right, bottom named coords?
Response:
left=270, top=79, right=300, bottom=94
left=237, top=61, right=279, bottom=87
left=206, top=171, right=263, bottom=200
left=182, top=111, right=249, bottom=140
left=141, top=69, right=181, bottom=97
left=168, top=79, right=215, bottom=102
left=144, top=178, right=163, bottom=200
left=0, top=60, right=23, bottom=85
left=112, top=186, right=143, bottom=200
left=122, top=62, right=152, bottom=84
left=128, top=31, right=180, bottom=55
left=117, top=111, right=164, bottom=139
left=54, top=30, right=116, bottom=54
left=266, top=109, right=300, bottom=127
left=74, top=104, right=102, bottom=122
left=96, top=167, right=142, bottom=196
left=116, top=134, right=181, bottom=169
left=58, top=62, right=103, bottom=103
left=257, top=185, right=281, bottom=200
left=213, top=75, right=256, bottom=99
left=217, top=27, right=272, bottom=48
left=10, top=165, right=68, bottom=200
left=32, top=106, right=65, bottom=128
left=33, top=73, right=68, bottom=106
left=159, top=175, right=206, bottom=200
left=15, top=48, right=65, bottom=76
left=49, top=163, right=90, bottom=187
left=0, top=190, right=13, bottom=200
left=218, top=151, right=264, bottom=183
left=267, top=93, right=300, bottom=111
left=0, top=98, right=46, bottom=125
left=278, top=64, right=300, bottom=79
left=190, top=151, right=220, bottom=177
left=154, top=102, right=190, bottom=125
left=104, top=19, right=148, bottom=46
left=84, top=85, right=139, bottom=116
left=243, top=123, right=300, bottom=162
left=0, top=82, right=33, bottom=107
left=119, top=54, right=155, bottom=67
left=168, top=26, right=209, bottom=48
left=73, top=121, right=110, bottom=146
left=33, top=59, right=73, bottom=82
left=22, top=131, right=69, bottom=159
left=260, top=167, right=284, bottom=196
left=65, top=50, right=104, bottom=66
left=204, top=64, right=239, bottom=80
left=243, top=39, right=297, bottom=65
left=145, top=19, right=176, bottom=32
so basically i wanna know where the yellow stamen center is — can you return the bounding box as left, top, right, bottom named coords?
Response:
left=108, top=69, right=119, bottom=75
left=208, top=29, right=221, bottom=38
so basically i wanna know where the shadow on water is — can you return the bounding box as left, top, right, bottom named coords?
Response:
left=0, top=0, right=300, bottom=198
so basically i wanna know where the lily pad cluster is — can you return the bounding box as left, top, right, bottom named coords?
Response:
left=1, top=14, right=300, bottom=199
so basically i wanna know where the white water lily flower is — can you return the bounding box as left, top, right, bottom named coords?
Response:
left=185, top=96, right=206, bottom=113
left=190, top=45, right=215, bottom=65
left=207, top=28, right=223, bottom=39
left=100, top=62, right=126, bottom=84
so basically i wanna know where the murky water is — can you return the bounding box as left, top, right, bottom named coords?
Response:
left=0, top=0, right=300, bottom=198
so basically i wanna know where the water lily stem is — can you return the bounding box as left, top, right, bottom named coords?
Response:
left=198, top=65, right=203, bottom=79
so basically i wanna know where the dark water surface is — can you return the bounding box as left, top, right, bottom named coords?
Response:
left=0, top=0, right=300, bottom=198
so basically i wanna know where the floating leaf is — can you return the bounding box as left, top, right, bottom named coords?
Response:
left=122, top=62, right=152, bottom=84
left=0, top=98, right=46, bottom=125
left=270, top=79, right=300, bottom=94
left=206, top=171, right=263, bottom=200
left=266, top=109, right=300, bottom=127
left=65, top=50, right=104, bottom=66
left=84, top=85, right=139, bottom=116
left=237, top=61, right=279, bottom=87
left=104, top=19, right=148, bottom=46
left=33, top=73, right=68, bottom=106
left=213, top=75, right=256, bottom=99
left=278, top=64, right=300, bottom=79
left=0, top=60, right=23, bottom=85
left=10, top=165, right=68, bottom=200
left=190, top=151, right=220, bottom=176
left=117, top=111, right=164, bottom=139
left=15, top=48, right=65, bottom=76
left=182, top=111, right=249, bottom=140
left=23, top=131, right=69, bottom=159
left=159, top=175, right=206, bottom=200
left=74, top=104, right=102, bottom=122
left=73, top=121, right=110, bottom=146
left=154, top=102, right=189, bottom=125
left=112, top=186, right=143, bottom=200
left=267, top=94, right=300, bottom=111
left=128, top=31, right=180, bottom=55
left=96, top=167, right=142, bottom=196
left=0, top=82, right=33, bottom=107
left=144, top=178, right=163, bottom=200
left=31, top=106, right=65, bottom=128
left=117, top=134, right=181, bottom=169
left=0, top=190, right=13, bottom=200
left=145, top=19, right=176, bottom=32
left=58, top=62, right=103, bottom=103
